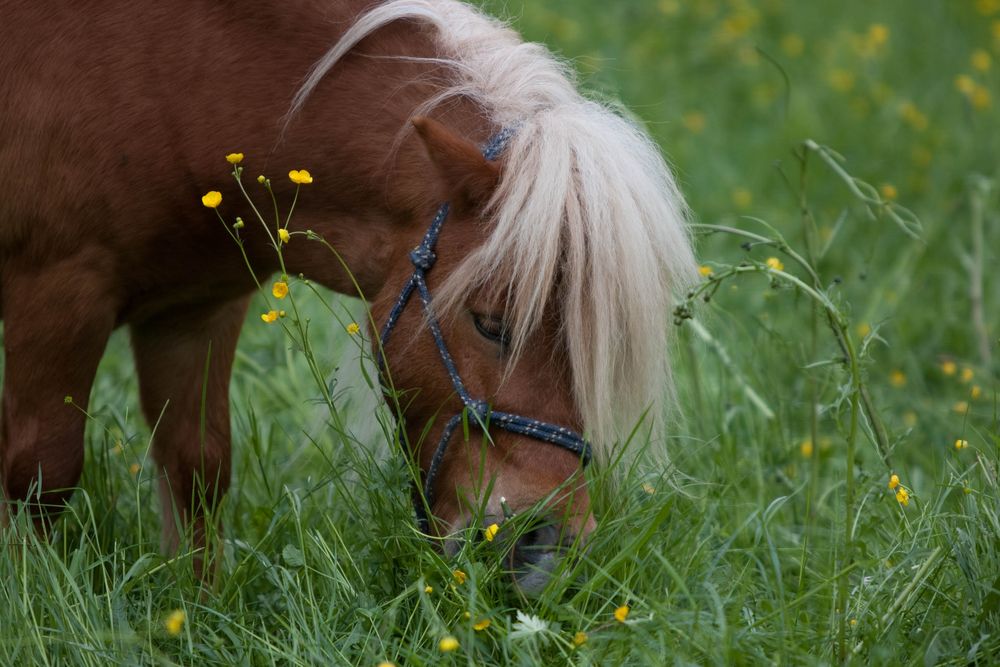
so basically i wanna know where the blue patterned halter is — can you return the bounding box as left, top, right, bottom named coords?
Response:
left=378, top=127, right=592, bottom=533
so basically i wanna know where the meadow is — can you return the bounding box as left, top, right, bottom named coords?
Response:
left=2, top=0, right=998, bottom=664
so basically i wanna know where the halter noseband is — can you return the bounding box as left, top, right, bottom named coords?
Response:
left=378, top=127, right=592, bottom=533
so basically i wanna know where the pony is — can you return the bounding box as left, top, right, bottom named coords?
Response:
left=0, top=0, right=695, bottom=589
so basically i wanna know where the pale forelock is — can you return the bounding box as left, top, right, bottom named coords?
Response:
left=293, top=0, right=698, bottom=462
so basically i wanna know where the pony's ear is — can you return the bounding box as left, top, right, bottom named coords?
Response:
left=412, top=116, right=500, bottom=211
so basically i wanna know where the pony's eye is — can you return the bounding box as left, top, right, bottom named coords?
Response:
left=473, top=313, right=511, bottom=347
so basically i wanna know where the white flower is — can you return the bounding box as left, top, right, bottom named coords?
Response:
left=509, top=611, right=550, bottom=641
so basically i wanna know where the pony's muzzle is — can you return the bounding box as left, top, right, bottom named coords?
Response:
left=471, top=512, right=586, bottom=594
left=444, top=515, right=577, bottom=593
left=507, top=522, right=568, bottom=594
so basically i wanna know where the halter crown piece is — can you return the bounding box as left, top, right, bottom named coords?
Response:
left=379, top=126, right=593, bottom=533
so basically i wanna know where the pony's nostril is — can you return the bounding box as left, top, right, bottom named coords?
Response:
left=509, top=523, right=567, bottom=595
left=514, top=524, right=556, bottom=555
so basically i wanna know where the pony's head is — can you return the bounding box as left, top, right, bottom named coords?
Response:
left=292, top=0, right=697, bottom=592
left=372, top=117, right=595, bottom=591
left=372, top=107, right=694, bottom=591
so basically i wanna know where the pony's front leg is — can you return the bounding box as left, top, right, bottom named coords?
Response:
left=1, top=252, right=116, bottom=532
left=130, top=296, right=249, bottom=580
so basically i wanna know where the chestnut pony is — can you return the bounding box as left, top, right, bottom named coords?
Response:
left=0, top=0, right=694, bottom=588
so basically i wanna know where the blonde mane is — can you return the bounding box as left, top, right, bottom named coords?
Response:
left=292, top=0, right=697, bottom=462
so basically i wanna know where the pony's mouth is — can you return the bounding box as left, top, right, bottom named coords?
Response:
left=507, top=523, right=568, bottom=595
left=442, top=517, right=575, bottom=595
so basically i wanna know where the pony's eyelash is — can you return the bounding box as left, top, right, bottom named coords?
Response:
left=473, top=313, right=511, bottom=347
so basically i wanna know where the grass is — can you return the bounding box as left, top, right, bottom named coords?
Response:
left=3, top=0, right=1000, bottom=664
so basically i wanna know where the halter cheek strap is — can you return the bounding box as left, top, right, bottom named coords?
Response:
left=378, top=127, right=592, bottom=533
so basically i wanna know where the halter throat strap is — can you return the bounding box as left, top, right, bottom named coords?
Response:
left=378, top=126, right=592, bottom=533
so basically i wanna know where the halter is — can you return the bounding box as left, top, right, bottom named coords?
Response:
left=379, top=127, right=592, bottom=533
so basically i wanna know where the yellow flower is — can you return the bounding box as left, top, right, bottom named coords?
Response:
left=573, top=631, right=588, bottom=646
left=289, top=169, right=314, bottom=185
left=642, top=482, right=656, bottom=494
left=452, top=569, right=467, bottom=584
left=977, top=0, right=1000, bottom=15
left=856, top=322, right=871, bottom=338
left=889, top=370, right=906, bottom=388
left=970, top=86, right=991, bottom=110
left=903, top=411, right=918, bottom=427
left=129, top=463, right=141, bottom=476
left=827, top=69, right=855, bottom=93
left=879, top=183, right=898, bottom=201
left=473, top=619, right=491, bottom=631
left=731, top=188, right=752, bottom=209
left=225, top=152, right=244, bottom=165
left=971, top=385, right=982, bottom=400
left=781, top=34, right=804, bottom=58
left=278, top=228, right=290, bottom=244
left=718, top=11, right=758, bottom=42
left=895, top=487, right=910, bottom=506
left=955, top=439, right=969, bottom=450
left=614, top=605, right=630, bottom=623
left=867, top=24, right=889, bottom=47
left=954, top=400, right=969, bottom=414
left=165, top=609, right=185, bottom=636
left=201, top=191, right=222, bottom=209
left=682, top=111, right=706, bottom=134
left=955, top=74, right=976, bottom=95
left=960, top=367, right=974, bottom=383
left=899, top=102, right=929, bottom=132
left=888, top=474, right=900, bottom=490
left=941, top=360, right=957, bottom=376
left=424, top=585, right=433, bottom=593
left=272, top=281, right=289, bottom=299
left=972, top=49, right=992, bottom=71
left=261, top=310, right=279, bottom=323
left=800, top=439, right=814, bottom=459
left=439, top=636, right=459, bottom=652
left=850, top=618, right=858, bottom=627
left=346, top=322, right=361, bottom=335
left=765, top=257, right=784, bottom=271
left=658, top=0, right=680, bottom=15
left=484, top=523, right=499, bottom=542
left=377, top=662, right=396, bottom=667
left=698, top=265, right=714, bottom=277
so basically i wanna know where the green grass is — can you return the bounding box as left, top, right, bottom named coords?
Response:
left=2, top=0, right=999, bottom=664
